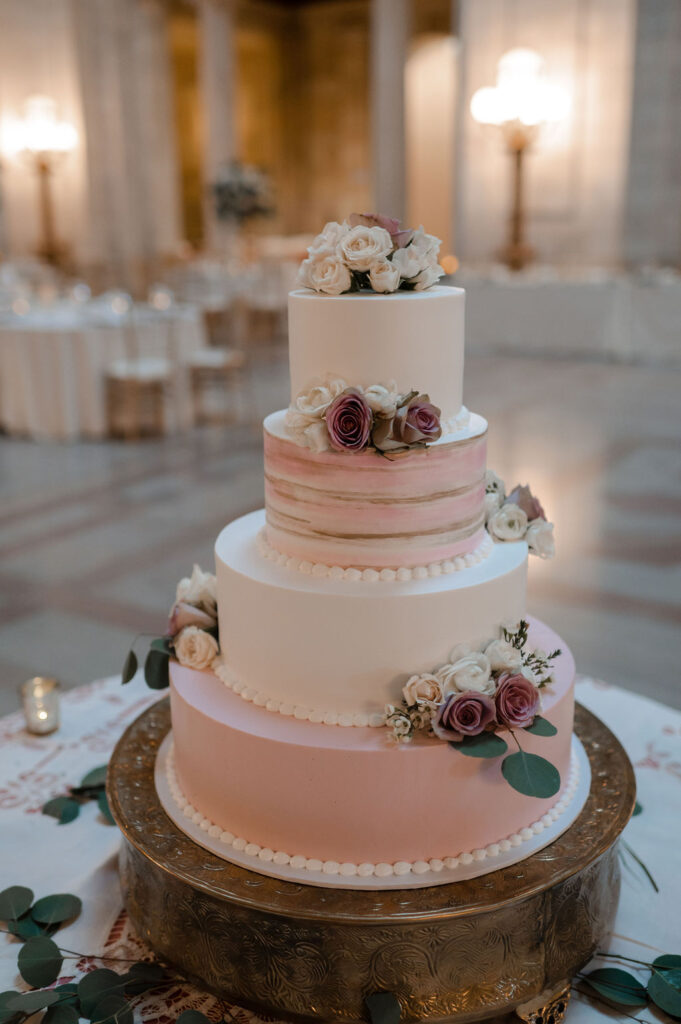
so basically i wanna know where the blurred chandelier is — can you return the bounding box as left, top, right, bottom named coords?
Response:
left=2, top=95, right=78, bottom=267
left=470, top=49, right=570, bottom=270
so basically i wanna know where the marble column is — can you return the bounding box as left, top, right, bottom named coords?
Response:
left=198, top=0, right=237, bottom=252
left=370, top=0, right=408, bottom=221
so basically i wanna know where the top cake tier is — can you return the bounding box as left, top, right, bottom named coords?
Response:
left=288, top=286, right=465, bottom=426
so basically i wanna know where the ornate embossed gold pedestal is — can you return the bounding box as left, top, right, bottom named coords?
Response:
left=108, top=702, right=635, bottom=1024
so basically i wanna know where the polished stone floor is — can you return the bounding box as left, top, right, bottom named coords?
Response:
left=1, top=349, right=680, bottom=715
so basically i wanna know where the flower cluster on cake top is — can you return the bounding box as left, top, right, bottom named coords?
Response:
left=385, top=619, right=562, bottom=797
left=484, top=470, right=555, bottom=559
left=298, top=214, right=444, bottom=295
left=286, top=375, right=441, bottom=455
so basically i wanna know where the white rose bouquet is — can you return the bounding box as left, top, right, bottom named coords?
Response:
left=297, top=213, right=444, bottom=295
left=484, top=472, right=555, bottom=560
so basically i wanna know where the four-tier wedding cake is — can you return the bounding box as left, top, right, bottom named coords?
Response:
left=151, top=216, right=585, bottom=889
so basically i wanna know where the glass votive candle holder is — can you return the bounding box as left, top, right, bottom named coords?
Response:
left=20, top=677, right=61, bottom=735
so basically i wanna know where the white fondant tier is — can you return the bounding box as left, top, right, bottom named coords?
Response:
left=215, top=509, right=528, bottom=717
left=288, top=286, right=465, bottom=424
left=167, top=619, right=576, bottom=885
left=263, top=410, right=488, bottom=570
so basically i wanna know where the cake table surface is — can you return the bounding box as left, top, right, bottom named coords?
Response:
left=0, top=672, right=678, bottom=1022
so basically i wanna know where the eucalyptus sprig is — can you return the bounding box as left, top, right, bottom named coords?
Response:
left=42, top=766, right=114, bottom=827
left=578, top=954, right=681, bottom=1019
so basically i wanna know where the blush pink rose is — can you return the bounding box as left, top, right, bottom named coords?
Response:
left=506, top=484, right=545, bottom=522
left=167, top=601, right=217, bottom=637
left=325, top=388, right=373, bottom=452
left=349, top=212, right=414, bottom=248
left=432, top=691, right=497, bottom=741
left=495, top=672, right=540, bottom=729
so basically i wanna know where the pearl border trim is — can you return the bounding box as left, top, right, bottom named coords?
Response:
left=212, top=657, right=386, bottom=728
left=165, top=743, right=580, bottom=880
left=256, top=530, right=494, bottom=583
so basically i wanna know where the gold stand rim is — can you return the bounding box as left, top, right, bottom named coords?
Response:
left=108, top=700, right=635, bottom=925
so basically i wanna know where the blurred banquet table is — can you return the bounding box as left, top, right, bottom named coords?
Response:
left=0, top=302, right=207, bottom=440
left=457, top=265, right=681, bottom=365
left=0, top=672, right=678, bottom=1023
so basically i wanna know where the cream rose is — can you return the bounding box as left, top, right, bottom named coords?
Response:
left=284, top=409, right=331, bottom=452
left=175, top=626, right=219, bottom=671
left=484, top=491, right=502, bottom=519
left=409, top=226, right=441, bottom=261
left=362, top=382, right=400, bottom=418
left=413, top=263, right=444, bottom=291
left=484, top=637, right=524, bottom=673
left=292, top=375, right=347, bottom=417
left=402, top=673, right=444, bottom=706
left=176, top=564, right=217, bottom=616
left=436, top=652, right=493, bottom=696
left=307, top=220, right=349, bottom=255
left=298, top=251, right=352, bottom=295
left=526, top=518, right=555, bottom=559
left=485, top=469, right=506, bottom=498
left=338, top=225, right=393, bottom=271
left=488, top=502, right=528, bottom=542
left=390, top=245, right=424, bottom=280
left=369, top=257, right=401, bottom=293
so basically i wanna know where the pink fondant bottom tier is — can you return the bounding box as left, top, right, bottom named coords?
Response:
left=169, top=619, right=575, bottom=869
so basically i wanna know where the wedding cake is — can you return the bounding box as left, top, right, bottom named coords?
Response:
left=145, top=215, right=584, bottom=889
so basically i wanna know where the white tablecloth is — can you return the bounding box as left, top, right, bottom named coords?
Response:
left=457, top=267, right=681, bottom=366
left=0, top=304, right=207, bottom=439
left=0, top=674, right=678, bottom=1022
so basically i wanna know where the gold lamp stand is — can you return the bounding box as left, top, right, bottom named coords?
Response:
left=501, top=126, right=535, bottom=271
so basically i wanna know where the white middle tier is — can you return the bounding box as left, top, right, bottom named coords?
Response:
left=216, top=510, right=527, bottom=719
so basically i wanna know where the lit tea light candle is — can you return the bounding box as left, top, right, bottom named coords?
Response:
left=21, top=677, right=61, bottom=735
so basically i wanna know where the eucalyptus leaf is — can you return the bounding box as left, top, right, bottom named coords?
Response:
left=17, top=935, right=63, bottom=987
left=501, top=751, right=560, bottom=798
left=364, top=991, right=401, bottom=1024
left=648, top=968, right=681, bottom=1017
left=32, top=893, right=82, bottom=927
left=632, top=800, right=643, bottom=816
left=523, top=715, right=557, bottom=737
left=0, top=992, right=21, bottom=1024
left=44, top=1004, right=81, bottom=1024
left=78, top=970, right=123, bottom=1017
left=176, top=1012, right=212, bottom=1024
left=97, top=791, right=116, bottom=826
left=150, top=637, right=173, bottom=655
left=582, top=968, right=648, bottom=1007
left=144, top=649, right=169, bottom=690
left=89, top=995, right=133, bottom=1024
left=6, top=991, right=60, bottom=1013
left=449, top=732, right=508, bottom=758
left=121, top=650, right=137, bottom=685
left=42, top=796, right=81, bottom=825
left=54, top=983, right=80, bottom=1007
left=0, top=886, right=33, bottom=921
left=123, top=962, right=166, bottom=994
left=654, top=955, right=681, bottom=970
left=7, top=912, right=43, bottom=940
left=80, top=765, right=108, bottom=789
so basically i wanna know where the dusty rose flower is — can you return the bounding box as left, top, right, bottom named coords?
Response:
left=167, top=601, right=217, bottom=637
left=372, top=394, right=442, bottom=452
left=325, top=388, right=373, bottom=451
left=495, top=672, right=540, bottom=729
left=349, top=212, right=414, bottom=248
left=506, top=484, right=545, bottom=522
left=433, top=691, right=497, bottom=741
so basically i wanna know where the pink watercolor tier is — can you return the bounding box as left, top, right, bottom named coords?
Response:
left=169, top=618, right=575, bottom=867
left=263, top=410, right=488, bottom=570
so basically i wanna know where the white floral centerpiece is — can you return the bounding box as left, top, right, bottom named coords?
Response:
left=298, top=214, right=444, bottom=295
left=484, top=471, right=555, bottom=559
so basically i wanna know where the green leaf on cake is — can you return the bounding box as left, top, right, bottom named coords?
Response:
left=449, top=733, right=508, bottom=758
left=582, top=968, right=648, bottom=1007
left=0, top=886, right=33, bottom=921
left=144, top=649, right=170, bottom=690
left=89, top=994, right=133, bottom=1024
left=501, top=751, right=560, bottom=798
left=80, top=765, right=108, bottom=789
left=32, top=893, right=82, bottom=928
left=150, top=636, right=173, bottom=655
left=364, top=991, right=401, bottom=1024
left=78, top=970, right=123, bottom=1017
left=97, top=790, right=116, bottom=825
left=17, top=935, right=63, bottom=987
left=44, top=1004, right=81, bottom=1024
left=42, top=795, right=81, bottom=825
left=523, top=715, right=557, bottom=737
left=121, top=649, right=137, bottom=684
left=5, top=990, right=61, bottom=1013
left=649, top=963, right=681, bottom=1017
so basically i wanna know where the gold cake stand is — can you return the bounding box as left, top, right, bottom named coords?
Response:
left=108, top=700, right=635, bottom=1024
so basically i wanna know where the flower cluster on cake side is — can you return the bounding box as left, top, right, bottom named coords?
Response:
left=484, top=471, right=555, bottom=558
left=298, top=214, right=444, bottom=295
left=285, top=374, right=441, bottom=455
left=385, top=619, right=563, bottom=797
